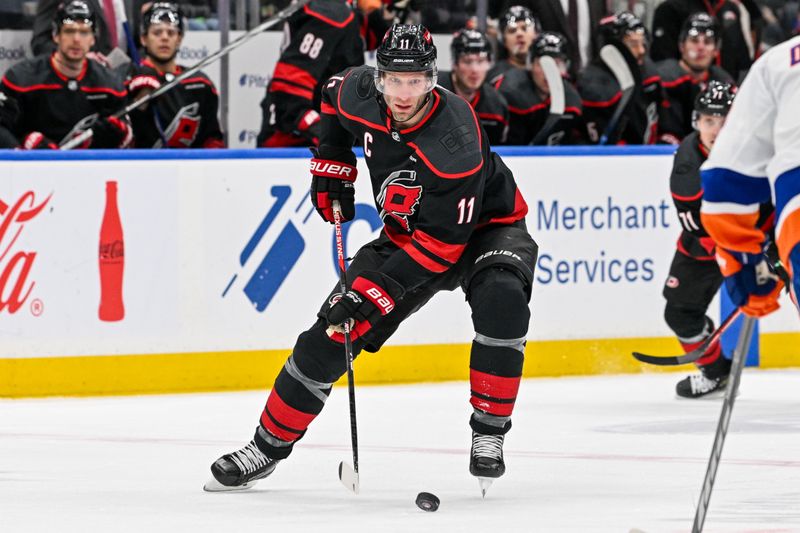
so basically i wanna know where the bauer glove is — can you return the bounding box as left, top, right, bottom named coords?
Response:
left=310, top=152, right=357, bottom=223
left=326, top=271, right=405, bottom=341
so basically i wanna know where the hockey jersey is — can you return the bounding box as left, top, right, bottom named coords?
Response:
left=578, top=56, right=667, bottom=145
left=437, top=70, right=509, bottom=145
left=257, top=0, right=364, bottom=147
left=701, top=36, right=800, bottom=295
left=658, top=59, right=734, bottom=140
left=671, top=131, right=772, bottom=260
left=125, top=59, right=224, bottom=148
left=319, top=65, right=529, bottom=292
left=0, top=54, right=130, bottom=148
left=495, top=67, right=584, bottom=145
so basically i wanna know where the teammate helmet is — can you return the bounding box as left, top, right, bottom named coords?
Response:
left=141, top=2, right=185, bottom=35
left=679, top=12, right=719, bottom=44
left=530, top=31, right=569, bottom=61
left=598, top=11, right=646, bottom=44
left=451, top=29, right=492, bottom=63
left=498, top=5, right=539, bottom=43
left=694, top=80, right=735, bottom=117
left=375, top=24, right=437, bottom=96
left=52, top=0, right=96, bottom=35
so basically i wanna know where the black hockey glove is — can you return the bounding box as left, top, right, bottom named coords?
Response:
left=90, top=116, right=133, bottom=148
left=310, top=155, right=357, bottom=223
left=22, top=132, right=58, bottom=150
left=326, top=271, right=405, bottom=340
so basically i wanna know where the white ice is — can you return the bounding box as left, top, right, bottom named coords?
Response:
left=2, top=371, right=800, bottom=533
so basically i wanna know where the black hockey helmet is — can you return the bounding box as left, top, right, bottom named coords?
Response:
left=679, top=12, right=719, bottom=44
left=375, top=24, right=438, bottom=96
left=498, top=5, right=539, bottom=43
left=694, top=80, right=735, bottom=117
left=450, top=29, right=492, bottom=63
left=141, top=2, right=185, bottom=35
left=530, top=31, right=569, bottom=61
left=52, top=0, right=96, bottom=35
left=598, top=11, right=646, bottom=45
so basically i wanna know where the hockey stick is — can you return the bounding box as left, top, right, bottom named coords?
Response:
left=632, top=308, right=743, bottom=366
left=60, top=0, right=310, bottom=149
left=332, top=200, right=360, bottom=495
left=692, top=314, right=755, bottom=533
left=598, top=43, right=637, bottom=145
left=530, top=55, right=565, bottom=146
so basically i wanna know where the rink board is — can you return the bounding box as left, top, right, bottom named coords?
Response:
left=0, top=147, right=797, bottom=397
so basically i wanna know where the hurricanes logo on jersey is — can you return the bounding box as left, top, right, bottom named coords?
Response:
left=158, top=103, right=201, bottom=148
left=376, top=170, right=422, bottom=232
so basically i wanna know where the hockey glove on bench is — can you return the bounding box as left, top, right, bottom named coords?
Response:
left=310, top=153, right=357, bottom=223
left=326, top=271, right=405, bottom=341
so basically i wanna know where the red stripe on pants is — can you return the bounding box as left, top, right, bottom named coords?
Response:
left=260, top=391, right=317, bottom=442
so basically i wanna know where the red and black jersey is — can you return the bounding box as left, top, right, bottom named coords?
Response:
left=487, top=59, right=519, bottom=86
left=578, top=57, right=667, bottom=145
left=125, top=60, right=224, bottom=148
left=0, top=54, right=129, bottom=148
left=437, top=70, right=509, bottom=145
left=657, top=59, right=734, bottom=141
left=494, top=67, right=584, bottom=146
left=670, top=131, right=772, bottom=260
left=319, top=65, right=528, bottom=292
left=257, top=0, right=364, bottom=147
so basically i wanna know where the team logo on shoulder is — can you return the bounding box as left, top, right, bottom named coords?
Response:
left=376, top=170, right=422, bottom=232
left=665, top=276, right=679, bottom=289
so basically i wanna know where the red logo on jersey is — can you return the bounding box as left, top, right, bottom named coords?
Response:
left=162, top=103, right=201, bottom=148
left=0, top=191, right=51, bottom=314
left=376, top=170, right=422, bottom=232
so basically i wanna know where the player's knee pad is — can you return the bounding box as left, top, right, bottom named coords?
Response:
left=663, top=302, right=709, bottom=339
left=293, top=319, right=351, bottom=383
left=469, top=267, right=531, bottom=340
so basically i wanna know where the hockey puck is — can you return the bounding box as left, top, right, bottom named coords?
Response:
left=415, top=492, right=440, bottom=512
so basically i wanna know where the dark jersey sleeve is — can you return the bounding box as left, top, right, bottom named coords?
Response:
left=0, top=85, right=21, bottom=146
left=318, top=70, right=357, bottom=165
left=670, top=133, right=707, bottom=237
left=196, top=78, right=224, bottom=148
left=264, top=3, right=362, bottom=145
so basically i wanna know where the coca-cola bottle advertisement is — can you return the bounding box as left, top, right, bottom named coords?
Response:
left=98, top=180, right=124, bottom=321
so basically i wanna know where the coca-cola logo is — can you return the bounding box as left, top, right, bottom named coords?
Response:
left=99, top=240, right=124, bottom=260
left=0, top=191, right=51, bottom=314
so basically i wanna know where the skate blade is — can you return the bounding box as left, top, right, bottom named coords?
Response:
left=477, top=477, right=493, bottom=498
left=338, top=461, right=360, bottom=494
left=202, top=477, right=257, bottom=492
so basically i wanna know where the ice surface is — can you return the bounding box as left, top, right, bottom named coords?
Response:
left=2, top=371, right=800, bottom=533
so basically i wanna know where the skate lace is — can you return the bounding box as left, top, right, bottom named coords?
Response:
left=689, top=373, right=718, bottom=395
left=229, top=441, right=269, bottom=475
left=473, top=434, right=504, bottom=460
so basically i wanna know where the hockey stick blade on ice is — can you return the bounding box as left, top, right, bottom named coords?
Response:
left=60, top=0, right=310, bottom=149
left=598, top=43, right=636, bottom=145
left=332, top=200, right=360, bottom=495
left=530, top=55, right=565, bottom=145
left=632, top=308, right=743, bottom=366
left=692, top=315, right=755, bottom=533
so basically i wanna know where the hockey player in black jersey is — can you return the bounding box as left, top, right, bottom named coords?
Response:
left=256, top=0, right=364, bottom=147
left=124, top=3, right=224, bottom=148
left=657, top=13, right=734, bottom=142
left=496, top=31, right=584, bottom=146
left=487, top=5, right=539, bottom=85
left=577, top=11, right=671, bottom=145
left=663, top=81, right=771, bottom=398
left=0, top=0, right=132, bottom=149
left=207, top=23, right=538, bottom=495
left=437, top=29, right=509, bottom=145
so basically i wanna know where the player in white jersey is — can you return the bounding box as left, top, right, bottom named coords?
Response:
left=700, top=36, right=800, bottom=318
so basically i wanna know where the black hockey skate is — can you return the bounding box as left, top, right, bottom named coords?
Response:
left=203, top=440, right=281, bottom=492
left=676, top=356, right=731, bottom=399
left=469, top=432, right=505, bottom=497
